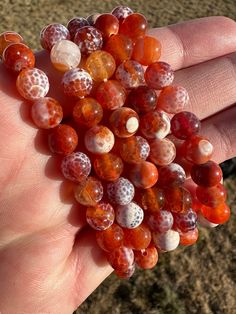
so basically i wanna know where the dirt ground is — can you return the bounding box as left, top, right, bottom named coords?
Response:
left=1, top=0, right=236, bottom=313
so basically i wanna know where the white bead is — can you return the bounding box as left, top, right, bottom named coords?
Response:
left=197, top=212, right=219, bottom=228
left=116, top=202, right=144, bottom=228
left=153, top=230, right=180, bottom=252
left=84, top=125, right=115, bottom=154
left=107, top=177, right=135, bottom=205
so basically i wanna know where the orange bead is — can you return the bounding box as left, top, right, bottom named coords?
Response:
left=181, top=136, right=213, bottom=164
left=179, top=228, right=199, bottom=246
left=86, top=202, right=115, bottom=230
left=164, top=186, right=192, bottom=214
left=129, top=161, right=158, bottom=189
left=95, top=13, right=119, bottom=39
left=119, top=13, right=147, bottom=40
left=149, top=138, right=176, bottom=166
left=94, top=153, right=124, bottom=181
left=0, top=31, right=23, bottom=57
left=96, top=223, right=124, bottom=252
left=123, top=223, right=151, bottom=250
left=132, top=36, right=161, bottom=65
left=105, top=34, right=133, bottom=64
left=96, top=80, right=126, bottom=110
left=201, top=203, right=230, bottom=224
left=196, top=183, right=227, bottom=208
left=134, top=247, right=158, bottom=269
left=141, top=187, right=165, bottom=213
left=74, top=176, right=103, bottom=206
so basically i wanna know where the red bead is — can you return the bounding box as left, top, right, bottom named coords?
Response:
left=115, top=60, right=145, bottom=89
left=123, top=223, right=151, bottom=250
left=129, top=161, right=158, bottom=189
left=141, top=187, right=165, bottom=213
left=74, top=176, right=103, bottom=206
left=96, top=223, right=124, bottom=251
left=191, top=161, right=222, bottom=187
left=119, top=13, right=147, bottom=40
left=164, top=186, right=192, bottom=214
left=94, top=14, right=119, bottom=39
left=94, top=153, right=124, bottom=181
left=0, top=31, right=23, bottom=57
left=145, top=62, right=174, bottom=90
left=140, top=110, right=170, bottom=139
left=115, top=264, right=135, bottom=279
left=173, top=209, right=197, bottom=233
left=40, top=23, right=70, bottom=51
left=74, top=26, right=103, bottom=55
left=134, top=247, right=158, bottom=269
left=171, top=111, right=201, bottom=140
left=61, top=152, right=91, bottom=182
left=111, top=6, right=133, bottom=22
left=67, top=17, right=89, bottom=39
left=146, top=210, right=173, bottom=233
left=105, top=34, right=133, bottom=64
left=84, top=125, right=115, bottom=154
left=179, top=228, right=199, bottom=246
left=126, top=86, right=157, bottom=114
left=96, top=80, right=126, bottom=110
left=157, top=163, right=186, bottom=187
left=201, top=203, right=230, bottom=224
left=86, top=202, right=115, bottom=230
left=182, top=135, right=213, bottom=164
left=132, top=36, right=161, bottom=66
left=149, top=138, right=176, bottom=166
left=106, top=246, right=134, bottom=270
left=196, top=183, right=227, bottom=207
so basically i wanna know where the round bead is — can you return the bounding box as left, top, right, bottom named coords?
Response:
left=105, top=34, right=133, bottom=64
left=96, top=223, right=124, bottom=252
left=182, top=136, right=213, bottom=164
left=116, top=202, right=144, bottom=228
left=31, top=97, right=63, bottom=129
left=50, top=40, right=81, bottom=72
left=129, top=161, right=158, bottom=189
left=115, top=263, right=136, bottom=279
left=84, top=125, right=115, bottom=154
left=40, top=23, right=70, bottom=51
left=74, top=26, right=103, bottom=55
left=86, top=50, right=116, bottom=82
left=191, top=161, right=222, bottom=187
left=126, top=86, right=157, bottom=114
left=132, top=36, right=161, bottom=65
left=3, top=43, right=35, bottom=72
left=86, top=13, right=101, bottom=26
left=111, top=6, right=133, bottom=22
left=140, top=110, right=170, bottom=139
left=157, top=163, right=186, bottom=187
left=164, top=186, right=192, bottom=214
left=145, top=62, right=174, bottom=90
left=61, top=152, right=91, bottom=182
left=197, top=212, right=219, bottom=228
left=0, top=31, right=23, bottom=57
left=149, top=138, right=176, bottom=166
left=134, top=247, right=158, bottom=269
left=48, top=124, right=78, bottom=155
left=86, top=202, right=115, bottom=230
left=67, top=17, right=89, bottom=39
left=179, top=228, right=199, bottom=246
left=94, top=13, right=119, bottom=39
left=201, top=203, right=230, bottom=224
left=141, top=187, right=165, bottom=213
left=62, top=68, right=92, bottom=98
left=94, top=153, right=124, bottom=181
left=157, top=85, right=189, bottom=114
left=196, top=183, right=227, bottom=208
left=107, top=177, right=135, bottom=205
left=73, top=97, right=103, bottom=128
left=74, top=176, right=103, bottom=206
left=146, top=210, right=174, bottom=233
left=123, top=223, right=151, bottom=250
left=153, top=229, right=180, bottom=252
left=16, top=68, right=49, bottom=101
left=107, top=246, right=134, bottom=270
left=109, top=107, right=139, bottom=138
left=173, top=209, right=197, bottom=233
left=119, top=13, right=147, bottom=40
left=115, top=60, right=145, bottom=89
left=171, top=111, right=201, bottom=140
left=96, top=80, right=126, bottom=110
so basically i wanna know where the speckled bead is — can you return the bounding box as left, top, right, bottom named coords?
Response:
left=107, top=177, right=135, bottom=205
left=74, top=26, right=103, bottom=55
left=111, top=6, right=133, bottom=22
left=86, top=202, right=115, bottom=230
left=149, top=138, right=176, bottom=166
left=146, top=210, right=174, bottom=233
left=145, top=62, right=174, bottom=90
left=67, top=17, right=89, bottom=39
left=40, top=23, right=70, bottom=51
left=140, top=110, right=170, bottom=139
left=115, top=60, right=145, bottom=89
left=84, top=125, right=115, bottom=154
left=116, top=202, right=144, bottom=229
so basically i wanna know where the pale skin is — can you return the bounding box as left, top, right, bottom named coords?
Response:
left=0, top=16, right=236, bottom=313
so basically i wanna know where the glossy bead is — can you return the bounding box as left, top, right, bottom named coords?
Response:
left=153, top=229, right=180, bottom=252
left=171, top=111, right=201, bottom=140
left=149, top=138, right=176, bottom=166
left=145, top=62, right=174, bottom=90
left=197, top=211, right=219, bottom=228
left=134, top=247, right=158, bottom=269
left=132, top=36, right=161, bottom=66
left=191, top=161, right=222, bottom=187
left=141, top=187, right=165, bottom=213
left=61, top=152, right=91, bottom=182
left=0, top=31, right=23, bottom=57
left=201, top=203, right=230, bottom=224
left=74, top=26, right=103, bottom=55
left=129, top=161, right=158, bottom=189
left=74, top=176, right=103, bottom=206
left=140, top=110, right=170, bottom=139
left=40, top=23, right=70, bottom=51
left=182, top=136, right=213, bottom=164
left=86, top=50, right=116, bottom=82
left=179, top=228, right=199, bottom=246
left=119, top=135, right=150, bottom=164
left=146, top=210, right=174, bottom=233
left=196, top=183, right=227, bottom=207
left=105, top=34, right=133, bottom=64
left=157, top=163, right=186, bottom=187
left=157, top=85, right=189, bottom=114
left=96, top=223, right=124, bottom=252
left=111, top=6, right=133, bottom=22
left=48, top=124, right=78, bottom=155
left=173, top=209, right=197, bottom=233
left=109, top=107, right=139, bottom=138
left=3, top=43, right=35, bottom=72
left=86, top=13, right=101, bottom=26
left=96, top=80, right=126, bottom=110
left=107, top=177, right=135, bottom=205
left=119, top=13, right=147, bottom=40
left=62, top=68, right=93, bottom=98
left=84, top=125, right=114, bottom=154
left=86, top=202, right=115, bottom=230
left=107, top=246, right=134, bottom=270
left=16, top=68, right=49, bottom=101
left=94, top=13, right=119, bottom=39
left=126, top=86, right=157, bottom=114
left=164, top=186, right=192, bottom=214
left=31, top=97, right=63, bottom=129
left=94, top=153, right=124, bottom=181
left=115, top=263, right=135, bottom=279
left=123, top=223, right=151, bottom=250
left=67, top=17, right=89, bottom=39
left=116, top=202, right=144, bottom=228
left=50, top=40, right=81, bottom=72
left=73, top=97, right=103, bottom=128
left=115, top=60, right=145, bottom=89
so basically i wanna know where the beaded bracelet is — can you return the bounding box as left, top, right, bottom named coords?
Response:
left=0, top=5, right=230, bottom=279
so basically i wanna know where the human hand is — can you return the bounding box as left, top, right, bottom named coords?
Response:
left=0, top=16, right=235, bottom=314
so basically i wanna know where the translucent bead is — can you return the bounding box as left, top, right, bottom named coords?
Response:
left=191, top=161, right=223, bottom=187
left=141, top=187, right=165, bottom=213
left=157, top=85, right=189, bottom=114
left=74, top=176, right=103, bottom=206
left=31, top=97, right=63, bottom=129
left=200, top=203, right=230, bottom=224
left=116, top=202, right=144, bottom=228
left=179, top=228, right=199, bottom=246
left=107, top=177, right=135, bottom=205
left=86, top=202, right=115, bottom=230
left=115, top=263, right=135, bottom=279
left=62, top=68, right=92, bottom=98
left=67, top=17, right=89, bottom=39
left=173, top=209, right=197, bottom=233
left=94, top=13, right=119, bottom=39
left=40, top=23, right=70, bottom=51
left=109, top=107, right=139, bottom=138
left=134, top=246, right=158, bottom=269
left=61, top=152, right=91, bottom=182
left=16, top=68, right=49, bottom=101
left=145, top=62, right=174, bottom=90
left=132, top=36, right=161, bottom=66
left=149, top=138, right=176, bottom=166
left=129, top=161, right=158, bottom=189
left=126, top=86, right=157, bottom=114
left=86, top=13, right=100, bottom=26
left=171, top=111, right=201, bottom=140
left=182, top=136, right=213, bottom=164
left=123, top=223, right=151, bottom=250
left=152, top=229, right=180, bottom=252
left=73, top=97, right=103, bottom=128
left=164, top=186, right=192, bottom=214
left=104, top=34, right=133, bottom=64
left=140, top=110, right=170, bottom=139
left=86, top=50, right=116, bottom=82
left=146, top=210, right=174, bottom=233
left=119, top=13, right=147, bottom=40
left=157, top=163, right=186, bottom=187
left=96, top=80, right=126, bottom=110
left=50, top=40, right=81, bottom=72
left=96, top=223, right=124, bottom=251
left=115, top=60, right=145, bottom=89
left=3, top=43, right=35, bottom=72
left=107, top=246, right=134, bottom=270
left=48, top=124, right=78, bottom=155
left=0, top=31, right=23, bottom=57
left=94, top=153, right=124, bottom=181
left=111, top=6, right=133, bottom=22
left=74, top=26, right=103, bottom=55
left=84, top=125, right=114, bottom=154
left=196, top=183, right=227, bottom=208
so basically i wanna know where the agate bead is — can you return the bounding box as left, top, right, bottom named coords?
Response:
left=134, top=247, right=158, bottom=269
left=107, top=177, right=135, bottom=205
left=173, top=209, right=197, bottom=233
left=74, top=176, right=103, bottom=206
left=96, top=80, right=126, bottom=110
left=116, top=202, right=144, bottom=228
left=96, top=223, right=124, bottom=251
left=115, top=60, right=145, bottom=89
left=182, top=136, right=213, bottom=164
left=118, top=136, right=150, bottom=164
left=149, top=138, right=176, bottom=166
left=126, top=86, right=157, bottom=114
left=153, top=229, right=180, bottom=252
left=111, top=6, right=133, bottom=22
left=191, top=161, right=223, bottom=187
left=40, top=23, right=70, bottom=51
left=132, top=36, right=161, bottom=65
left=201, top=203, right=230, bottom=224
left=141, top=187, right=165, bottom=213
left=179, top=228, right=199, bottom=246
left=84, top=125, right=115, bottom=154
left=0, top=31, right=23, bottom=57
left=196, top=183, right=227, bottom=208
left=86, top=202, right=115, bottom=230
left=145, top=62, right=174, bottom=90
left=94, top=13, right=119, bottom=39
left=140, top=110, right=170, bottom=139
left=129, top=161, right=158, bottom=189
left=94, top=153, right=124, bottom=181
left=164, top=186, right=192, bottom=214
left=107, top=246, right=134, bottom=270
left=171, top=111, right=201, bottom=140
left=74, top=26, right=103, bottom=55
left=123, top=223, right=151, bottom=250
left=119, top=13, right=147, bottom=40
left=146, top=210, right=174, bottom=233
left=157, top=163, right=186, bottom=187
left=105, top=34, right=133, bottom=64
left=67, top=17, right=89, bottom=39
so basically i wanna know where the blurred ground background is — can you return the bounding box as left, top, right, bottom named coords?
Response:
left=1, top=0, right=236, bottom=313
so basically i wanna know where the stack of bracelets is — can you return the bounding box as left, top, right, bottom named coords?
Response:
left=0, top=5, right=230, bottom=279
